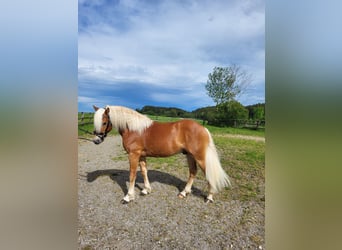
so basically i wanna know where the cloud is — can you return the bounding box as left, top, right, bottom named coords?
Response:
left=78, top=0, right=264, bottom=110
left=78, top=96, right=97, bottom=103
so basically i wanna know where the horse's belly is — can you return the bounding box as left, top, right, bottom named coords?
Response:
left=143, top=141, right=183, bottom=157
left=143, top=122, right=185, bottom=157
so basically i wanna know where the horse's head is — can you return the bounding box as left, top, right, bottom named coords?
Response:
left=92, top=105, right=112, bottom=144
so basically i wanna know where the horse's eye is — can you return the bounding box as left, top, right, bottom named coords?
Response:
left=103, top=122, right=107, bottom=125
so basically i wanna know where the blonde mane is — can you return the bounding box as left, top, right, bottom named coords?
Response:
left=106, top=105, right=153, bottom=134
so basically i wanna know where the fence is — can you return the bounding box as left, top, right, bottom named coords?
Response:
left=214, top=119, right=265, bottom=129
left=78, top=112, right=94, bottom=125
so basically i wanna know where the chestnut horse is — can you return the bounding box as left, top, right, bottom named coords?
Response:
left=92, top=105, right=230, bottom=203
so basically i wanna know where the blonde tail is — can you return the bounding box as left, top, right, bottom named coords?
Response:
left=204, top=128, right=231, bottom=193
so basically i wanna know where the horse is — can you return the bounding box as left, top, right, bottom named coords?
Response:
left=92, top=105, right=231, bottom=203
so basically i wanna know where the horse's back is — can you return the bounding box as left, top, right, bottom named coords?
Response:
left=148, top=119, right=206, bottom=138
left=156, top=119, right=209, bottom=148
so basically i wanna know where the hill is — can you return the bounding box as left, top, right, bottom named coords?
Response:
left=136, top=106, right=192, bottom=118
left=137, top=103, right=265, bottom=121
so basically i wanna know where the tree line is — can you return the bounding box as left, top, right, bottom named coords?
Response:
left=136, top=102, right=264, bottom=127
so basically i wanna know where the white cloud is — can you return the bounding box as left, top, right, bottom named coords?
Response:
left=78, top=96, right=97, bottom=103
left=78, top=0, right=264, bottom=108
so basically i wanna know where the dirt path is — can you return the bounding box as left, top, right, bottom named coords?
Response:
left=78, top=135, right=264, bottom=249
left=216, top=134, right=265, bottom=142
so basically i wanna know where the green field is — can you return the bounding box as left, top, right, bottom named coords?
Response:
left=79, top=113, right=265, bottom=203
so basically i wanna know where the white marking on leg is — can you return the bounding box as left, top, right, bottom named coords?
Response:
left=123, top=194, right=131, bottom=203
left=206, top=183, right=214, bottom=203
left=183, top=155, right=197, bottom=197
left=141, top=183, right=151, bottom=195
left=206, top=193, right=214, bottom=203
left=141, top=188, right=150, bottom=195
left=139, top=158, right=152, bottom=196
left=184, top=183, right=193, bottom=194
left=123, top=190, right=135, bottom=202
left=181, top=190, right=188, bottom=197
left=123, top=184, right=135, bottom=203
left=178, top=190, right=187, bottom=198
left=179, top=176, right=194, bottom=199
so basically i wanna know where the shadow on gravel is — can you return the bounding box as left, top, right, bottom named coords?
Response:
left=86, top=169, right=205, bottom=199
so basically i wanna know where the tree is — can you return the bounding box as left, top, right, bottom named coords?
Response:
left=217, top=100, right=249, bottom=126
left=205, top=65, right=251, bottom=106
left=246, top=103, right=265, bottom=121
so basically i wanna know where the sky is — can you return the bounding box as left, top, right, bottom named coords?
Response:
left=78, top=0, right=264, bottom=112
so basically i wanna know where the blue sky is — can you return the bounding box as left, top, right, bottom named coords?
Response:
left=78, top=0, right=264, bottom=112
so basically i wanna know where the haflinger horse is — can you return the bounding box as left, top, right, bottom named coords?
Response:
left=92, top=105, right=231, bottom=204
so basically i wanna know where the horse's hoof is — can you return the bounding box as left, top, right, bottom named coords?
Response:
left=121, top=199, right=129, bottom=204
left=140, top=189, right=149, bottom=196
left=121, top=196, right=132, bottom=204
left=178, top=192, right=186, bottom=199
left=205, top=198, right=214, bottom=204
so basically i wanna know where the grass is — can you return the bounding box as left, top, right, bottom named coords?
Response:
left=147, top=115, right=184, bottom=122
left=206, top=125, right=264, bottom=137
left=78, top=113, right=265, bottom=202
left=78, top=112, right=93, bottom=137
left=213, top=136, right=265, bottom=201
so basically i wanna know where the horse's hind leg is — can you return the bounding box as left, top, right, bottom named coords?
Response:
left=205, top=185, right=215, bottom=203
left=139, top=157, right=151, bottom=195
left=178, top=154, right=197, bottom=198
left=193, top=155, right=215, bottom=203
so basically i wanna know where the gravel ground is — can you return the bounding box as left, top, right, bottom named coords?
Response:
left=78, top=135, right=264, bottom=249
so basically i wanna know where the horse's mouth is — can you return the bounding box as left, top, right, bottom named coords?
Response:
left=93, top=136, right=103, bottom=145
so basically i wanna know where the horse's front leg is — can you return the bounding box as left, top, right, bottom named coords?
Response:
left=139, top=157, right=151, bottom=195
left=122, top=152, right=139, bottom=203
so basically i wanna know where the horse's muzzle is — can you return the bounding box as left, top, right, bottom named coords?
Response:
left=93, top=135, right=104, bottom=144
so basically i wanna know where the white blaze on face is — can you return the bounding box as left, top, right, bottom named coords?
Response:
left=94, top=108, right=105, bottom=134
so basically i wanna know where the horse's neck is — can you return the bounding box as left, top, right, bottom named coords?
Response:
left=118, top=127, right=127, bottom=136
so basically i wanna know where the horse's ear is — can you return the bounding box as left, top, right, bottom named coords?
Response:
left=93, top=105, right=99, bottom=111
left=105, top=107, right=110, bottom=114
